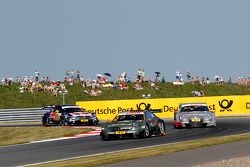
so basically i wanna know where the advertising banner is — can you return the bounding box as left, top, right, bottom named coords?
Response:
left=76, top=95, right=250, bottom=121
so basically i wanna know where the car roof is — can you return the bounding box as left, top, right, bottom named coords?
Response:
left=61, top=105, right=81, bottom=109
left=179, top=103, right=208, bottom=108
left=118, top=110, right=146, bottom=116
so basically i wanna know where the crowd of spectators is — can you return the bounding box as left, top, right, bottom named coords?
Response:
left=237, top=77, right=250, bottom=86
left=0, top=69, right=248, bottom=98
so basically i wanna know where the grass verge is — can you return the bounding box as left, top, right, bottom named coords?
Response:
left=0, top=127, right=92, bottom=146
left=25, top=133, right=250, bottom=167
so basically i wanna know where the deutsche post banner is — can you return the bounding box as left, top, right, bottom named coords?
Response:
left=76, top=95, right=250, bottom=121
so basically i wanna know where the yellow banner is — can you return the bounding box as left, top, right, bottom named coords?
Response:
left=76, top=95, right=250, bottom=121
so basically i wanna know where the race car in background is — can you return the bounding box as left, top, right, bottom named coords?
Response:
left=100, top=110, right=166, bottom=140
left=62, top=111, right=99, bottom=126
left=42, top=105, right=99, bottom=126
left=174, top=103, right=216, bottom=128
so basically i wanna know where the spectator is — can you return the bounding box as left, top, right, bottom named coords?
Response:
left=41, top=76, right=46, bottom=83
left=187, top=71, right=191, bottom=82
left=120, top=81, right=128, bottom=90
left=150, top=81, right=159, bottom=90
left=35, top=69, right=40, bottom=82
left=176, top=69, right=181, bottom=81
left=120, top=72, right=128, bottom=82
left=192, top=90, right=205, bottom=97
left=16, top=76, right=21, bottom=83
left=228, top=77, right=232, bottom=85
left=76, top=70, right=81, bottom=82
left=161, top=76, right=166, bottom=83
left=137, top=68, right=142, bottom=81
left=66, top=70, right=70, bottom=79
left=134, top=80, right=143, bottom=90
left=206, top=77, right=210, bottom=84
left=141, top=69, right=145, bottom=82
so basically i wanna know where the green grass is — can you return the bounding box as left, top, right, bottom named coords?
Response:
left=0, top=127, right=92, bottom=146
left=25, top=133, right=250, bottom=167
left=0, top=82, right=250, bottom=109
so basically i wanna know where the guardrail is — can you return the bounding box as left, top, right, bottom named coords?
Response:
left=0, top=108, right=49, bottom=123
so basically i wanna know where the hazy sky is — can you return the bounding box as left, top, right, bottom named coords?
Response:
left=0, top=1, right=249, bottom=81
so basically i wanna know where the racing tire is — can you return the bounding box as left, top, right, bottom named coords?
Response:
left=210, top=123, right=217, bottom=128
left=201, top=124, right=207, bottom=128
left=158, top=121, right=166, bottom=136
left=59, top=119, right=67, bottom=126
left=174, top=124, right=181, bottom=129
left=143, top=125, right=150, bottom=138
left=63, top=121, right=69, bottom=126
left=42, top=117, right=49, bottom=126
left=101, top=135, right=110, bottom=141
left=91, top=120, right=98, bottom=126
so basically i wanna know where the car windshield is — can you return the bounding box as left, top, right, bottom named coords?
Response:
left=63, top=108, right=83, bottom=113
left=116, top=114, right=144, bottom=121
left=181, top=105, right=209, bottom=112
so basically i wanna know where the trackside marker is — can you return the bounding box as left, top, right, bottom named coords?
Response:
left=30, top=126, right=101, bottom=143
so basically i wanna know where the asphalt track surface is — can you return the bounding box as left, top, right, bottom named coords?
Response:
left=102, top=140, right=250, bottom=167
left=0, top=118, right=250, bottom=167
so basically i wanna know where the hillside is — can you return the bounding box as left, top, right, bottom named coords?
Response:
left=0, top=82, right=250, bottom=109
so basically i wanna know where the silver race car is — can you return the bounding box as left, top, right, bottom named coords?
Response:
left=174, top=103, right=216, bottom=128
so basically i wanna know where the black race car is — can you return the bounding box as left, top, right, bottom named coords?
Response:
left=42, top=105, right=99, bottom=126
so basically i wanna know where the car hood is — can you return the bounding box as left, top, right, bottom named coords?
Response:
left=69, top=112, right=91, bottom=117
left=179, top=111, right=212, bottom=117
left=106, top=120, right=144, bottom=128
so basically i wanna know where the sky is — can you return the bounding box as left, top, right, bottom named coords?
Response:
left=0, top=0, right=249, bottom=82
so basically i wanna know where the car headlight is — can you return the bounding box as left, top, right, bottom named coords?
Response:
left=204, top=116, right=212, bottom=121
left=183, top=118, right=188, bottom=122
left=69, top=117, right=76, bottom=122
left=103, top=126, right=111, bottom=131
left=133, top=123, right=140, bottom=127
left=179, top=116, right=187, bottom=122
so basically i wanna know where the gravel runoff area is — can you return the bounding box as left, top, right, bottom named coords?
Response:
left=102, top=140, right=250, bottom=167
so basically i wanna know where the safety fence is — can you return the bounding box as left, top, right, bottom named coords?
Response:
left=0, top=108, right=48, bottom=123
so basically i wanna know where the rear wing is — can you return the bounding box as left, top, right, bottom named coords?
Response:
left=179, top=102, right=207, bottom=109
left=42, top=105, right=56, bottom=109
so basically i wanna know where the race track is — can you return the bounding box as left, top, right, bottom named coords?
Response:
left=0, top=118, right=250, bottom=167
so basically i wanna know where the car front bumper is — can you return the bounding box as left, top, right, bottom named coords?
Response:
left=100, top=129, right=144, bottom=139
left=174, top=120, right=216, bottom=128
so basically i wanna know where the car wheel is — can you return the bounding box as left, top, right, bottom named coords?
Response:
left=63, top=121, right=69, bottom=126
left=174, top=123, right=181, bottom=129
left=60, top=119, right=66, bottom=126
left=211, top=123, right=216, bottom=127
left=201, top=124, right=207, bottom=128
left=158, top=121, right=166, bottom=136
left=101, top=135, right=110, bottom=141
left=42, top=117, right=49, bottom=126
left=92, top=120, right=98, bottom=126
left=144, top=125, right=150, bottom=138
